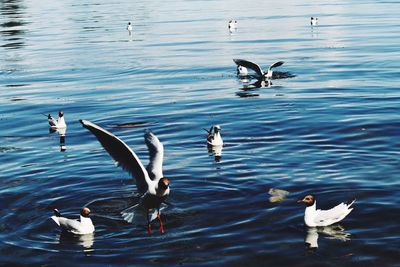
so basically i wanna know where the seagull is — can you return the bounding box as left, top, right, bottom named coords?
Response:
left=80, top=120, right=170, bottom=234
left=233, top=59, right=284, bottom=80
left=47, top=111, right=67, bottom=129
left=51, top=207, right=95, bottom=235
left=205, top=125, right=223, bottom=146
left=127, top=22, right=133, bottom=34
left=228, top=20, right=237, bottom=31
left=310, top=17, right=318, bottom=26
left=297, top=195, right=355, bottom=227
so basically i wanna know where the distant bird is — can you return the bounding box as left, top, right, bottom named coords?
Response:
left=297, top=195, right=355, bottom=227
left=80, top=120, right=170, bottom=234
left=310, top=17, right=318, bottom=26
left=205, top=125, right=223, bottom=146
left=233, top=59, right=284, bottom=80
left=47, top=111, right=67, bottom=129
left=51, top=207, right=95, bottom=235
left=228, top=20, right=237, bottom=31
left=127, top=22, right=133, bottom=34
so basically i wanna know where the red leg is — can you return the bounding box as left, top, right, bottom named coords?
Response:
left=147, top=223, right=152, bottom=234
left=157, top=212, right=164, bottom=234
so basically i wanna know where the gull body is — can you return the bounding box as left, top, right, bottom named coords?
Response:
left=206, top=125, right=223, bottom=146
left=127, top=22, right=133, bottom=34
left=311, top=17, right=318, bottom=26
left=51, top=207, right=94, bottom=235
left=228, top=20, right=237, bottom=32
left=233, top=59, right=284, bottom=80
left=298, top=195, right=355, bottom=227
left=48, top=111, right=66, bottom=129
left=80, top=120, right=170, bottom=234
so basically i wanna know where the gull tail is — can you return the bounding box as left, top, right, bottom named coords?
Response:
left=51, top=209, right=62, bottom=226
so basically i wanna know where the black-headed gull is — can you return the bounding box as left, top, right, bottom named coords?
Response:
left=233, top=59, right=284, bottom=80
left=127, top=22, right=133, bottom=34
left=51, top=207, right=95, bottom=235
left=228, top=20, right=237, bottom=32
left=310, top=17, right=318, bottom=26
left=205, top=125, right=223, bottom=147
left=80, top=120, right=170, bottom=234
left=47, top=111, right=67, bottom=129
left=297, top=195, right=355, bottom=227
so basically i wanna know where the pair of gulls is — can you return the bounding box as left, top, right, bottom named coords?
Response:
left=51, top=119, right=354, bottom=235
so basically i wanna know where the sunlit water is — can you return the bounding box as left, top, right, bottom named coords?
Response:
left=1, top=0, right=400, bottom=266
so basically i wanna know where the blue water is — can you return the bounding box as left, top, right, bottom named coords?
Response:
left=1, top=0, right=400, bottom=266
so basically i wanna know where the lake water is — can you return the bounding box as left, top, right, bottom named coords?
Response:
left=1, top=0, right=399, bottom=266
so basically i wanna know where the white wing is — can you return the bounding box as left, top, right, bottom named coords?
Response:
left=80, top=119, right=150, bottom=194
left=144, top=130, right=164, bottom=180
left=315, top=200, right=355, bottom=226
left=233, top=59, right=264, bottom=77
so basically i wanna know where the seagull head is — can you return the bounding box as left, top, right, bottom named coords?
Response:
left=80, top=207, right=91, bottom=218
left=213, top=125, right=221, bottom=133
left=158, top=177, right=170, bottom=191
left=58, top=111, right=64, bottom=117
left=297, top=194, right=315, bottom=206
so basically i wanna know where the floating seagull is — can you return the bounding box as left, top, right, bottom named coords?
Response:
left=47, top=111, right=67, bottom=129
left=297, top=195, right=355, bottom=227
left=127, top=22, right=133, bottom=34
left=228, top=20, right=237, bottom=31
left=310, top=17, right=318, bottom=26
left=80, top=120, right=170, bottom=234
left=205, top=125, right=223, bottom=147
left=233, top=59, right=284, bottom=80
left=51, top=207, right=95, bottom=235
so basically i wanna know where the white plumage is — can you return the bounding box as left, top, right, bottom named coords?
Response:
left=298, top=195, right=355, bottom=227
left=47, top=111, right=66, bottom=129
left=206, top=125, right=223, bottom=146
left=51, top=207, right=94, bottom=235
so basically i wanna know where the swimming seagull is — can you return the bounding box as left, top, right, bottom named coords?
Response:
left=47, top=111, right=67, bottom=129
left=233, top=59, right=284, bottom=80
left=310, top=17, right=318, bottom=26
left=127, top=22, right=133, bottom=34
left=297, top=195, right=355, bottom=227
left=205, top=125, right=223, bottom=146
left=228, top=20, right=237, bottom=31
left=80, top=120, right=170, bottom=234
left=51, top=207, right=95, bottom=235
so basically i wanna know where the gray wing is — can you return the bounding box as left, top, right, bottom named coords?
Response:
left=80, top=119, right=149, bottom=193
left=233, top=59, right=264, bottom=77
left=48, top=115, right=57, bottom=127
left=144, top=130, right=164, bottom=180
left=268, top=61, right=284, bottom=70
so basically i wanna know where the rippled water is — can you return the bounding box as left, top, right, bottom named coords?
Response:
left=1, top=0, right=400, bottom=266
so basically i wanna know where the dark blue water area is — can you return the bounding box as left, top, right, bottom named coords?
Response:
left=1, top=0, right=400, bottom=266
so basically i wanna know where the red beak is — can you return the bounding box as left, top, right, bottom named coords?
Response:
left=297, top=199, right=304, bottom=203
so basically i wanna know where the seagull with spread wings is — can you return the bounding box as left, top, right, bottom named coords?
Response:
left=80, top=120, right=170, bottom=234
left=233, top=59, right=284, bottom=80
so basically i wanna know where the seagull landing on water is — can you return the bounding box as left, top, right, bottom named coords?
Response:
left=51, top=207, right=95, bottom=235
left=205, top=125, right=223, bottom=147
left=233, top=59, right=284, bottom=80
left=310, top=17, right=318, bottom=26
left=297, top=195, right=355, bottom=227
left=47, top=111, right=67, bottom=129
left=80, top=120, right=170, bottom=234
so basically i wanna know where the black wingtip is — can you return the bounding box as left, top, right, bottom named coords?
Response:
left=53, top=209, right=61, bottom=217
